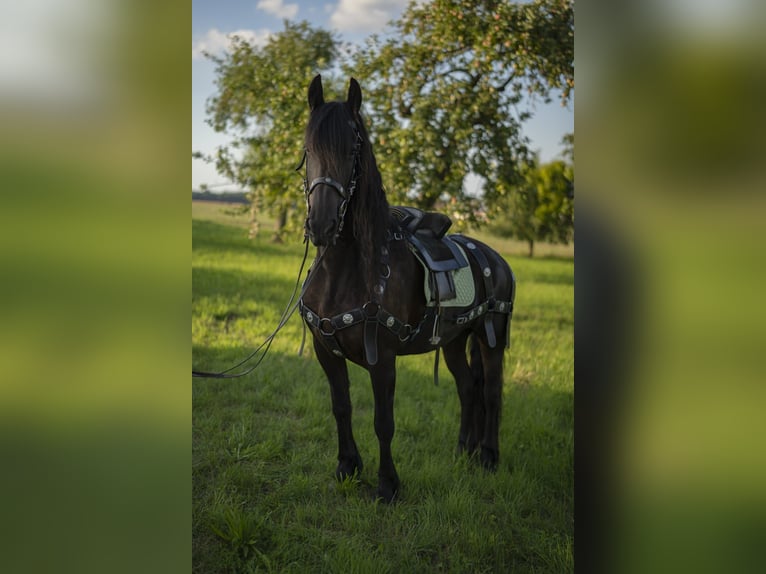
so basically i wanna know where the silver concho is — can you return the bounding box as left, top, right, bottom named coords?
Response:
left=332, top=349, right=344, bottom=357
left=342, top=313, right=354, bottom=325
left=483, top=267, right=491, bottom=277
left=306, top=311, right=314, bottom=322
left=466, top=242, right=476, bottom=249
left=386, top=316, right=395, bottom=328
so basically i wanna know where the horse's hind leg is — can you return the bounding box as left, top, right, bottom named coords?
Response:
left=444, top=334, right=484, bottom=455
left=477, top=337, right=505, bottom=470
left=313, top=337, right=363, bottom=480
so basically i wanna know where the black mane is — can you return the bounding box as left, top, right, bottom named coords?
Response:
left=305, top=101, right=390, bottom=295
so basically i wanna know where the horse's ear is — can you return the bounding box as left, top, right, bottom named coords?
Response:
left=347, top=77, right=362, bottom=116
left=308, top=74, right=324, bottom=111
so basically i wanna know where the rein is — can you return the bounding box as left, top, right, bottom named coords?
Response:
left=193, top=125, right=360, bottom=379
left=191, top=240, right=323, bottom=379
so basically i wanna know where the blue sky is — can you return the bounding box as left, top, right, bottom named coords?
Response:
left=192, top=0, right=574, bottom=191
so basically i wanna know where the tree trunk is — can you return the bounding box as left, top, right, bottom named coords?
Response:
left=528, top=239, right=534, bottom=258
left=248, top=202, right=259, bottom=240
left=271, top=208, right=287, bottom=243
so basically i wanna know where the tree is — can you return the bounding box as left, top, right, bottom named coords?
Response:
left=199, top=21, right=341, bottom=240
left=535, top=159, right=574, bottom=245
left=489, top=156, right=574, bottom=257
left=348, top=0, right=573, bottom=226
left=561, top=132, right=574, bottom=163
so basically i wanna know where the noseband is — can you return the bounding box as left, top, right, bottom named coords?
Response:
left=296, top=125, right=363, bottom=242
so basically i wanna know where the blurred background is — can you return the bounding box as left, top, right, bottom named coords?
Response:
left=0, top=1, right=189, bottom=573
left=577, top=1, right=766, bottom=572
left=1, top=0, right=765, bottom=572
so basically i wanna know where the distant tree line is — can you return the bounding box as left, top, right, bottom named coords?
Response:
left=192, top=190, right=248, bottom=204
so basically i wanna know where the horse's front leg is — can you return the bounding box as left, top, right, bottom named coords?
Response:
left=313, top=337, right=363, bottom=480
left=369, top=355, right=399, bottom=503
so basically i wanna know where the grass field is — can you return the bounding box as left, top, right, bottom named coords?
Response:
left=192, top=201, right=573, bottom=573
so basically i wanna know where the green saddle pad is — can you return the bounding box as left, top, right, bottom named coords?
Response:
left=420, top=243, right=476, bottom=308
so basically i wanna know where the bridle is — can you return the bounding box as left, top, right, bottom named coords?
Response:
left=296, top=124, right=363, bottom=243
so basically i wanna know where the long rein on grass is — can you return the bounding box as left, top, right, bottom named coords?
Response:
left=192, top=239, right=323, bottom=379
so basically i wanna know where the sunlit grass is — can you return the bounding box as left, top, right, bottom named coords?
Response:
left=192, top=201, right=573, bottom=573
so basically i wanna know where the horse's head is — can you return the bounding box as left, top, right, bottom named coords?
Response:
left=302, top=75, right=363, bottom=246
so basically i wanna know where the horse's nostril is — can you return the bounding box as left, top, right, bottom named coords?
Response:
left=307, top=218, right=337, bottom=246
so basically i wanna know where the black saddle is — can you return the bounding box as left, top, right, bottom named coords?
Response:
left=390, top=206, right=468, bottom=302
left=391, top=206, right=452, bottom=239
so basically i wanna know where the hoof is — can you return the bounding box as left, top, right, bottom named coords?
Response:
left=375, top=476, right=400, bottom=504
left=457, top=435, right=480, bottom=456
left=480, top=447, right=499, bottom=471
left=457, top=439, right=482, bottom=465
left=335, top=453, right=363, bottom=481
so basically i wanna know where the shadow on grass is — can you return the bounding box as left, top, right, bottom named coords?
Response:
left=192, top=342, right=572, bottom=483
left=193, top=209, right=573, bottom=572
left=192, top=342, right=573, bottom=572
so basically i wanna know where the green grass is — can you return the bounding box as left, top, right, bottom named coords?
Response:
left=193, top=201, right=573, bottom=573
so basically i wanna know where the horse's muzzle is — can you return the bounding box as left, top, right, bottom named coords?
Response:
left=307, top=217, right=337, bottom=246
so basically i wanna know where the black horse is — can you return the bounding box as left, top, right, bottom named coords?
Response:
left=299, top=75, right=516, bottom=502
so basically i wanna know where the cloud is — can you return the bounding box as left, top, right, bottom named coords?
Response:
left=192, top=28, right=271, bottom=60
left=329, top=0, right=410, bottom=32
left=256, top=0, right=299, bottom=19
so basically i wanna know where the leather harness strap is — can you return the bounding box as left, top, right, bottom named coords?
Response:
left=451, top=235, right=515, bottom=350
left=299, top=229, right=515, bottom=370
left=451, top=235, right=498, bottom=348
left=299, top=235, right=427, bottom=365
left=363, top=244, right=389, bottom=365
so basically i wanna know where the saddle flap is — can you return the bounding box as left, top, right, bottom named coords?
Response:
left=428, top=271, right=457, bottom=302
left=409, top=234, right=472, bottom=305
left=407, top=233, right=468, bottom=273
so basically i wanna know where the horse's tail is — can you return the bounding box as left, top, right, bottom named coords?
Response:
left=468, top=333, right=487, bottom=447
